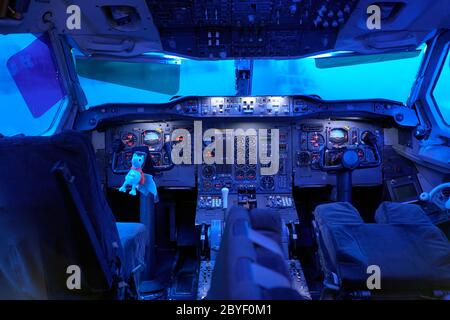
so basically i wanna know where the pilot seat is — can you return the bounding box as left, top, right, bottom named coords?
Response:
left=313, top=202, right=450, bottom=299
left=208, top=206, right=303, bottom=300
left=0, top=131, right=148, bottom=299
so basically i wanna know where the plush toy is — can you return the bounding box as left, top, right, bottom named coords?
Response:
left=119, top=152, right=146, bottom=196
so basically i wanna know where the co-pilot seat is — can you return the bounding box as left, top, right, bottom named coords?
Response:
left=0, top=131, right=147, bottom=299
left=208, top=206, right=302, bottom=300
left=313, top=202, right=450, bottom=299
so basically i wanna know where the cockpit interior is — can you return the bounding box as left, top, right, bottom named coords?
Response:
left=0, top=0, right=450, bottom=302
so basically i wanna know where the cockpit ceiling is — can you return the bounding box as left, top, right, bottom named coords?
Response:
left=147, top=0, right=360, bottom=58
left=0, top=1, right=449, bottom=58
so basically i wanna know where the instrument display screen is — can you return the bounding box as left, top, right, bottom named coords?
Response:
left=329, top=128, right=348, bottom=145
left=143, top=130, right=162, bottom=151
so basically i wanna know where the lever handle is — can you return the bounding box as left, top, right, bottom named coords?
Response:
left=361, top=131, right=377, bottom=146
left=221, top=187, right=229, bottom=209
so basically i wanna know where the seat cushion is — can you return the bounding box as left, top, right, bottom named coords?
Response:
left=375, top=202, right=432, bottom=224
left=116, top=223, right=148, bottom=278
left=324, top=223, right=450, bottom=291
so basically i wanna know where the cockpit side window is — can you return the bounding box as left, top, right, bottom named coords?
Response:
left=432, top=48, right=450, bottom=126
left=0, top=33, right=68, bottom=136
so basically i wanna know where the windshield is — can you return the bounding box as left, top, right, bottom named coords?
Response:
left=77, top=48, right=425, bottom=109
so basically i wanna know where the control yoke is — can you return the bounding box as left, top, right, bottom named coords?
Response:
left=319, top=131, right=382, bottom=203
left=420, top=183, right=450, bottom=210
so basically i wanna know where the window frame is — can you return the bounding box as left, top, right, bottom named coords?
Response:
left=421, top=31, right=450, bottom=139
left=430, top=43, right=450, bottom=127
left=0, top=33, right=72, bottom=136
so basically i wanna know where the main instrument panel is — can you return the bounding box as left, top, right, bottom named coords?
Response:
left=103, top=113, right=385, bottom=227
left=82, top=95, right=415, bottom=232
left=105, top=119, right=383, bottom=192
left=92, top=96, right=404, bottom=215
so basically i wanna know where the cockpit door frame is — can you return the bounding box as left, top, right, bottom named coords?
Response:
left=46, top=30, right=88, bottom=133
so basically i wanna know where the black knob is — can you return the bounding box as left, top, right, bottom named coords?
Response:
left=414, top=126, right=429, bottom=141
left=361, top=131, right=377, bottom=146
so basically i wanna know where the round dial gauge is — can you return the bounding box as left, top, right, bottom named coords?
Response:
left=149, top=152, right=162, bottom=167
left=122, top=132, right=137, bottom=148
left=246, top=169, right=257, bottom=180
left=235, top=170, right=245, bottom=180
left=143, top=130, right=162, bottom=151
left=298, top=151, right=311, bottom=166
left=203, top=181, right=212, bottom=191
left=202, top=165, right=215, bottom=179
left=308, top=132, right=325, bottom=151
left=329, top=128, right=348, bottom=145
left=261, top=176, right=275, bottom=191
left=121, top=152, right=133, bottom=169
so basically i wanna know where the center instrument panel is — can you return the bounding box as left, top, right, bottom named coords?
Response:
left=198, top=123, right=292, bottom=195
left=195, top=121, right=296, bottom=224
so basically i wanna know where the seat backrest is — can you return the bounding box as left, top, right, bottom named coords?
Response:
left=208, top=207, right=301, bottom=300
left=0, top=131, right=124, bottom=299
left=208, top=207, right=262, bottom=300
left=249, top=208, right=290, bottom=278
left=375, top=202, right=433, bottom=224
